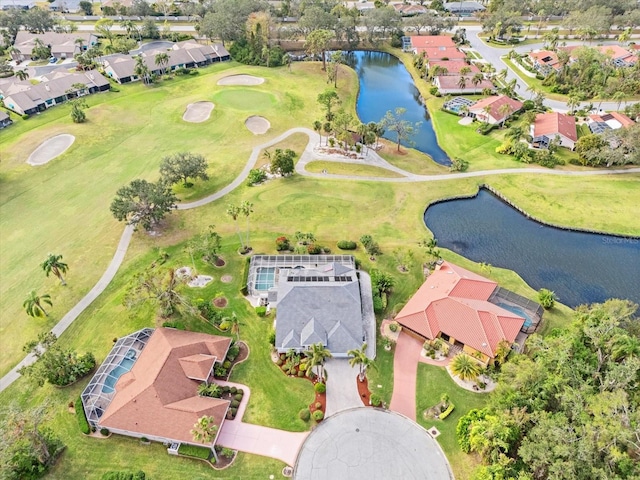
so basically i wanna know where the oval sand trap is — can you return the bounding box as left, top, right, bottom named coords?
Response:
left=245, top=116, right=270, bottom=135
left=27, top=134, right=75, bottom=166
left=217, top=74, right=265, bottom=86
left=183, top=101, right=214, bottom=123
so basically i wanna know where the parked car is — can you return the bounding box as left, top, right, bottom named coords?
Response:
left=49, top=57, right=57, bottom=64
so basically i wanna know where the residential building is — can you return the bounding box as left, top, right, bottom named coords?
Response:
left=588, top=111, right=635, bottom=134
left=531, top=112, right=578, bottom=150
left=528, top=50, right=560, bottom=77
left=596, top=45, right=637, bottom=67
left=433, top=74, right=494, bottom=95
left=247, top=255, right=374, bottom=358
left=468, top=95, right=523, bottom=125
left=410, top=35, right=456, bottom=55
left=0, top=69, right=109, bottom=115
left=103, top=41, right=230, bottom=84
left=394, top=261, right=531, bottom=364
left=0, top=0, right=35, bottom=10
left=428, top=60, right=480, bottom=76
left=81, top=328, right=231, bottom=456
left=421, top=46, right=467, bottom=62
left=393, top=3, right=428, bottom=16
left=442, top=1, right=486, bottom=15
left=11, top=31, right=97, bottom=61
left=0, top=110, right=13, bottom=128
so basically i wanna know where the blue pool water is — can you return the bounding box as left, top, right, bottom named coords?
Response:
left=496, top=302, right=533, bottom=328
left=255, top=267, right=276, bottom=291
left=102, top=356, right=135, bottom=394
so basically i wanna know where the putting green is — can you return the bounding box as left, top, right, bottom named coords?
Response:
left=212, top=89, right=276, bottom=111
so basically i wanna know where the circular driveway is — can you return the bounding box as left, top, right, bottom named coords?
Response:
left=294, top=408, right=453, bottom=480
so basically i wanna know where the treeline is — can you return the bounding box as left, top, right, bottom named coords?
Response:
left=457, top=299, right=640, bottom=480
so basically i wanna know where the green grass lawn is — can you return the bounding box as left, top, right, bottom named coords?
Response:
left=415, top=364, right=488, bottom=479
left=1, top=51, right=639, bottom=480
left=305, top=160, right=405, bottom=178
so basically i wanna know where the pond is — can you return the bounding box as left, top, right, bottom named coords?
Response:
left=347, top=50, right=451, bottom=166
left=424, top=189, right=640, bottom=308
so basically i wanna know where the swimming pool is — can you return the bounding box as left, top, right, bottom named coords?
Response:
left=102, top=350, right=136, bottom=393
left=496, top=302, right=533, bottom=328
left=254, top=266, right=276, bottom=291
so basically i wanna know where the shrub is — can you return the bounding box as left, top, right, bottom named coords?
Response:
left=337, top=240, right=357, bottom=250
left=140, top=437, right=149, bottom=443
left=276, top=357, right=283, bottom=366
left=275, top=236, right=290, bottom=251
left=373, top=295, right=384, bottom=313
left=268, top=329, right=276, bottom=346
left=226, top=410, right=234, bottom=419
left=389, top=323, right=398, bottom=333
left=307, top=244, right=322, bottom=254
left=312, top=410, right=324, bottom=421
left=162, top=321, right=185, bottom=330
left=370, top=393, right=382, bottom=407
left=255, top=306, right=267, bottom=317
left=230, top=386, right=237, bottom=394
left=230, top=407, right=238, bottom=416
left=315, top=402, right=322, bottom=409
left=298, top=370, right=305, bottom=377
left=221, top=447, right=235, bottom=459
left=234, top=393, right=243, bottom=401
left=100, top=428, right=110, bottom=436
left=429, top=86, right=439, bottom=96
left=247, top=168, right=267, bottom=186
left=222, top=360, right=231, bottom=369
left=75, top=396, right=90, bottom=434
left=449, top=157, right=469, bottom=172
left=227, top=344, right=240, bottom=362
left=222, top=386, right=230, bottom=393
left=439, top=403, right=455, bottom=420
left=214, top=365, right=228, bottom=377
left=237, top=388, right=244, bottom=395
left=314, top=382, right=326, bottom=393
left=299, top=408, right=311, bottom=421
left=230, top=400, right=240, bottom=408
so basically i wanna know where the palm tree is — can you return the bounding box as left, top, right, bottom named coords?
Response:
left=457, top=75, right=468, bottom=92
left=134, top=56, right=150, bottom=85
left=471, top=73, right=484, bottom=88
left=226, top=204, right=245, bottom=251
left=449, top=353, right=483, bottom=382
left=23, top=290, right=52, bottom=318
left=482, top=105, right=492, bottom=123
left=41, top=253, right=68, bottom=286
left=347, top=343, right=377, bottom=382
left=307, top=342, right=332, bottom=381
left=220, top=312, right=241, bottom=340
left=506, top=126, right=525, bottom=142
left=15, top=69, right=29, bottom=81
left=498, top=103, right=513, bottom=127
left=154, top=52, right=169, bottom=76
left=313, top=120, right=323, bottom=146
left=191, top=415, right=218, bottom=444
left=240, top=201, right=254, bottom=250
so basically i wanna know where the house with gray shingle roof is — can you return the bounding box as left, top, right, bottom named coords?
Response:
left=273, top=261, right=366, bottom=357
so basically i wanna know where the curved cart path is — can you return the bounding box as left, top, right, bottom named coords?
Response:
left=1, top=128, right=638, bottom=394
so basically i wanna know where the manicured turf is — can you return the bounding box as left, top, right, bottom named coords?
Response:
left=305, top=160, right=405, bottom=178
left=415, top=363, right=489, bottom=479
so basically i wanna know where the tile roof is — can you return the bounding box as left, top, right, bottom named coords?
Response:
left=99, top=328, right=231, bottom=445
left=421, top=46, right=467, bottom=61
left=533, top=112, right=578, bottom=142
left=410, top=35, right=456, bottom=49
left=589, top=112, right=635, bottom=129
left=428, top=60, right=480, bottom=75
left=394, top=261, right=525, bottom=358
left=468, top=95, right=523, bottom=123
left=596, top=44, right=634, bottom=60
left=529, top=50, right=559, bottom=68
left=13, top=31, right=94, bottom=56
left=394, top=4, right=428, bottom=15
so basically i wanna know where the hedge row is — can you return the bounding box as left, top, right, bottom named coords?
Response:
left=101, top=471, right=146, bottom=480
left=178, top=443, right=212, bottom=460
left=337, top=240, right=357, bottom=250
left=240, top=256, right=251, bottom=295
left=75, top=396, right=90, bottom=435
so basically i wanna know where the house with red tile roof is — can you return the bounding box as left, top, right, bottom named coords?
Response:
left=528, top=50, right=560, bottom=77
left=81, top=328, right=232, bottom=457
left=596, top=45, right=637, bottom=67
left=588, top=111, right=635, bottom=134
left=433, top=74, right=494, bottom=95
left=394, top=261, right=526, bottom=364
left=410, top=35, right=456, bottom=54
left=428, top=60, right=480, bottom=76
left=531, top=112, right=578, bottom=150
left=394, top=3, right=429, bottom=16
left=468, top=95, right=523, bottom=125
left=421, top=46, right=467, bottom=62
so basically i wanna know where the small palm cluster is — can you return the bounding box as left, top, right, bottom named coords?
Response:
left=23, top=254, right=68, bottom=318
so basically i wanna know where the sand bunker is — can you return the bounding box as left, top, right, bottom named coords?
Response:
left=245, top=116, right=270, bottom=135
left=183, top=101, right=214, bottom=123
left=27, top=134, right=75, bottom=166
left=217, top=74, right=265, bottom=86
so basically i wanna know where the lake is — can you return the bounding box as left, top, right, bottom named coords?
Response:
left=424, top=189, right=640, bottom=308
left=347, top=50, right=451, bottom=166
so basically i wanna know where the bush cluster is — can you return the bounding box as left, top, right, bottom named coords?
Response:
left=75, top=396, right=90, bottom=435
left=314, top=382, right=326, bottom=393
left=255, top=306, right=267, bottom=317
left=299, top=408, right=311, bottom=421
left=247, top=168, right=267, bottom=186
left=370, top=393, right=382, bottom=407
left=275, top=236, right=290, bottom=251
left=312, top=410, right=324, bottom=421
left=101, top=471, right=146, bottom=480
left=337, top=240, right=357, bottom=250
left=178, top=443, right=211, bottom=460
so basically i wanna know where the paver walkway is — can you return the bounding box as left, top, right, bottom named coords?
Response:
left=324, top=359, right=363, bottom=417
left=389, top=332, right=424, bottom=421
left=215, top=380, right=308, bottom=466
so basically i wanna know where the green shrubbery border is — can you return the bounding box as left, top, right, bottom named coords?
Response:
left=75, top=396, right=90, bottom=434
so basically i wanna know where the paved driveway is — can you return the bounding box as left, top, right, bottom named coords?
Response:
left=389, top=331, right=424, bottom=421
left=324, top=358, right=363, bottom=417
